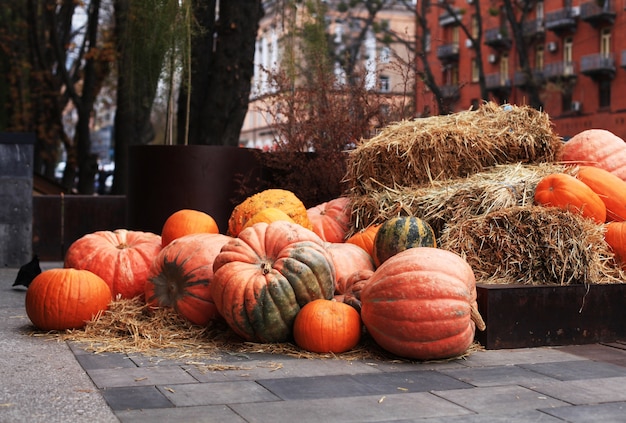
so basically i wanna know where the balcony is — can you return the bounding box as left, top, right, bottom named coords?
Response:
left=439, top=9, right=462, bottom=27
left=580, top=0, right=615, bottom=26
left=436, top=42, right=460, bottom=62
left=439, top=84, right=460, bottom=100
left=543, top=61, right=577, bottom=80
left=485, top=73, right=512, bottom=94
left=544, top=7, right=579, bottom=33
left=513, top=69, right=545, bottom=88
left=522, top=18, right=545, bottom=40
left=580, top=53, right=616, bottom=79
left=484, top=27, right=512, bottom=50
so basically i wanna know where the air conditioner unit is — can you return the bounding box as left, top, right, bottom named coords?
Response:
left=547, top=42, right=558, bottom=53
left=465, top=38, right=473, bottom=48
left=467, top=0, right=474, bottom=4
left=571, top=101, right=582, bottom=112
left=488, top=54, right=497, bottom=64
left=570, top=6, right=580, bottom=17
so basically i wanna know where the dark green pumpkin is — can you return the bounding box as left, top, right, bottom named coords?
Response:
left=373, top=216, right=436, bottom=266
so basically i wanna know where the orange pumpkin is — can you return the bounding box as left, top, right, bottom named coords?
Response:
left=161, top=209, right=219, bottom=247
left=307, top=197, right=352, bottom=243
left=228, top=189, right=311, bottom=237
left=576, top=165, right=626, bottom=221
left=64, top=229, right=162, bottom=299
left=604, top=221, right=626, bottom=268
left=345, top=224, right=381, bottom=258
left=145, top=233, right=233, bottom=326
left=343, top=269, right=375, bottom=313
left=559, top=129, right=626, bottom=180
left=293, top=299, right=362, bottom=354
left=242, top=207, right=295, bottom=230
left=324, top=242, right=375, bottom=295
left=534, top=173, right=606, bottom=224
left=25, top=268, right=112, bottom=331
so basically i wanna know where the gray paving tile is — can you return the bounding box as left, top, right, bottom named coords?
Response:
left=230, top=392, right=474, bottom=423
left=400, top=409, right=566, bottom=423
left=439, top=364, right=559, bottom=387
left=116, top=405, right=247, bottom=423
left=459, top=347, right=586, bottom=368
left=87, top=365, right=198, bottom=388
left=432, top=385, right=569, bottom=414
left=74, top=351, right=137, bottom=370
left=526, top=376, right=626, bottom=405
left=519, top=359, right=626, bottom=380
left=101, top=385, right=173, bottom=411
left=558, top=343, right=626, bottom=365
left=158, top=380, right=280, bottom=406
left=541, top=401, right=626, bottom=423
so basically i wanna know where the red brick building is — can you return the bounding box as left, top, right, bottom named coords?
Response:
left=416, top=0, right=626, bottom=140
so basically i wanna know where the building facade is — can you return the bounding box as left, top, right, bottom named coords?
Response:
left=418, top=0, right=626, bottom=140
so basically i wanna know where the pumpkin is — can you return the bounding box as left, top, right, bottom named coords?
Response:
left=307, top=197, right=352, bottom=243
left=145, top=233, right=232, bottom=326
left=534, top=173, right=606, bottom=224
left=324, top=242, right=375, bottom=294
left=64, top=229, right=162, bottom=299
left=25, top=268, right=112, bottom=331
left=345, top=224, right=381, bottom=258
left=373, top=216, right=436, bottom=267
left=576, top=165, right=626, bottom=221
left=361, top=247, right=485, bottom=360
left=242, top=207, right=295, bottom=230
left=161, top=209, right=219, bottom=247
left=342, top=269, right=375, bottom=313
left=211, top=220, right=336, bottom=343
left=604, top=221, right=626, bottom=268
left=559, top=129, right=626, bottom=180
left=293, top=299, right=362, bottom=353
left=228, top=189, right=311, bottom=237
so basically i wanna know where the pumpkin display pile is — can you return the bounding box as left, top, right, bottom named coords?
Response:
left=23, top=103, right=626, bottom=363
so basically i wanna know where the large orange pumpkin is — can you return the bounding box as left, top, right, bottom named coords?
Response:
left=345, top=224, right=381, bottom=258
left=227, top=189, right=311, bottom=237
left=161, top=209, right=219, bottom=247
left=360, top=247, right=485, bottom=360
left=293, top=299, right=362, bottom=353
left=145, top=233, right=232, bottom=326
left=64, top=229, right=162, bottom=299
left=534, top=172, right=606, bottom=224
left=575, top=165, right=626, bottom=221
left=307, top=197, right=352, bottom=243
left=211, top=220, right=336, bottom=343
left=25, top=268, right=112, bottom=331
left=324, top=242, right=375, bottom=295
left=604, top=221, right=626, bottom=268
left=559, top=129, right=626, bottom=180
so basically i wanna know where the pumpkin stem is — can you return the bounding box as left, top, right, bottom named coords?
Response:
left=116, top=243, right=129, bottom=250
left=261, top=261, right=272, bottom=275
left=471, top=304, right=486, bottom=331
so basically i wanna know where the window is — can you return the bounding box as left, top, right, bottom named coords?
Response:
left=379, top=75, right=391, bottom=93
left=500, top=54, right=509, bottom=85
left=535, top=45, right=544, bottom=70
left=380, top=46, right=391, bottom=63
left=471, top=15, right=479, bottom=39
left=471, top=59, right=479, bottom=82
left=563, top=38, right=573, bottom=75
left=601, top=28, right=611, bottom=57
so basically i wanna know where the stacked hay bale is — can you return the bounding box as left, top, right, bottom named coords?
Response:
left=345, top=102, right=625, bottom=285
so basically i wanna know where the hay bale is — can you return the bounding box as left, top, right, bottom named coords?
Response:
left=348, top=162, right=569, bottom=235
left=439, top=205, right=625, bottom=285
left=345, top=102, right=562, bottom=195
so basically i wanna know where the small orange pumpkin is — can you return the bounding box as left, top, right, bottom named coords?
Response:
left=345, top=224, right=381, bottom=258
left=576, top=166, right=626, bottom=222
left=307, top=197, right=352, bottom=243
left=242, top=207, right=295, bottom=230
left=534, top=172, right=606, bottom=224
left=293, top=299, right=362, bottom=353
left=604, top=221, right=626, bottom=268
left=25, top=268, right=112, bottom=331
left=161, top=209, right=219, bottom=247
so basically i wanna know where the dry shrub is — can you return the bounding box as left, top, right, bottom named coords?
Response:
left=439, top=205, right=625, bottom=286
left=345, top=102, right=562, bottom=195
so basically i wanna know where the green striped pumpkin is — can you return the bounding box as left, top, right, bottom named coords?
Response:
left=373, top=216, right=436, bottom=266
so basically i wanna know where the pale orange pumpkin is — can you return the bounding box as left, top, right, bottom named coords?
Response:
left=559, top=129, right=626, bottom=180
left=307, top=197, right=352, bottom=243
left=324, top=242, right=375, bottom=295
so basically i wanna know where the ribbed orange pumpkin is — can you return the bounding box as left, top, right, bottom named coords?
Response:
left=559, top=129, right=626, bottom=180
left=324, top=242, right=375, bottom=294
left=307, top=197, right=352, bottom=243
left=345, top=224, right=381, bottom=258
left=211, top=220, right=336, bottom=343
left=228, top=189, right=311, bottom=237
left=25, top=268, right=112, bottom=331
left=576, top=165, right=626, bottom=221
left=293, top=299, right=362, bottom=353
left=64, top=229, right=162, bottom=299
left=604, top=221, right=626, bottom=268
left=534, top=173, right=606, bottom=224
left=145, top=233, right=232, bottom=326
left=342, top=269, right=375, bottom=313
left=361, top=247, right=485, bottom=360
left=161, top=209, right=219, bottom=247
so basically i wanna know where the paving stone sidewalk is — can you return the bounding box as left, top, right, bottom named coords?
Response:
left=3, top=264, right=626, bottom=422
